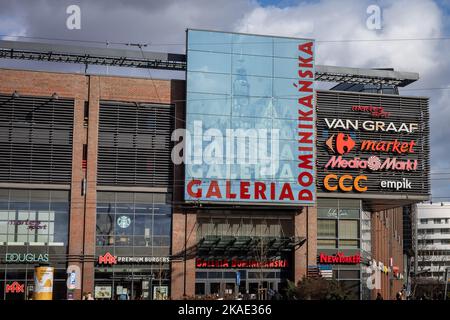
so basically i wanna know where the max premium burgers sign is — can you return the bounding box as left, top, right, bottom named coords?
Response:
left=316, top=91, right=430, bottom=197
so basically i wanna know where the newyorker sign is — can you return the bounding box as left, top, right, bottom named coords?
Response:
left=318, top=252, right=361, bottom=264
left=182, top=30, right=316, bottom=205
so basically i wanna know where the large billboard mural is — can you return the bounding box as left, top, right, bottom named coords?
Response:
left=316, top=90, right=430, bottom=198
left=183, top=29, right=316, bottom=205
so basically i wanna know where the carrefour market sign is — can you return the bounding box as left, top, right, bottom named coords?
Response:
left=182, top=29, right=316, bottom=205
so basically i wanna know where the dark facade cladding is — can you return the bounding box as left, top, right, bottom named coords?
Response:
left=0, top=94, right=74, bottom=184
left=316, top=90, right=430, bottom=198
left=0, top=65, right=429, bottom=300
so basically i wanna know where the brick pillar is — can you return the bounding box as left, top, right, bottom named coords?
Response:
left=68, top=98, right=87, bottom=300
left=294, top=206, right=317, bottom=284
left=171, top=210, right=197, bottom=299
left=81, top=76, right=100, bottom=296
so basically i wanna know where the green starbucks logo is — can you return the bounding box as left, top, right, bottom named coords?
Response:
left=117, top=216, right=131, bottom=229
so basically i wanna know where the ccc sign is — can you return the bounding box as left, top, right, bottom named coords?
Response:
left=324, top=174, right=368, bottom=192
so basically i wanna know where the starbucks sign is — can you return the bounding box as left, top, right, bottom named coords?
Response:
left=117, top=216, right=131, bottom=229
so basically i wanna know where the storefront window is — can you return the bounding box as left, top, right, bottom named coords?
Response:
left=0, top=189, right=69, bottom=300
left=95, top=192, right=171, bottom=300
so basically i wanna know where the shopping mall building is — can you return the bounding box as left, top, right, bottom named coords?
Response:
left=0, top=30, right=430, bottom=300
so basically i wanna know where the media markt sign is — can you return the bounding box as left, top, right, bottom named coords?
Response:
left=5, top=253, right=49, bottom=263
left=183, top=29, right=316, bottom=205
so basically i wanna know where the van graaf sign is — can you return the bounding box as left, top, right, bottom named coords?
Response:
left=181, top=30, right=316, bottom=205
left=316, top=91, right=430, bottom=197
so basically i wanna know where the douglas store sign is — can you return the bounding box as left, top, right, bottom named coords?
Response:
left=316, top=91, right=430, bottom=198
left=4, top=253, right=49, bottom=263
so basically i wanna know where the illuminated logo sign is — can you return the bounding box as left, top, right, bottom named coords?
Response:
left=117, top=216, right=131, bottom=229
left=183, top=30, right=316, bottom=205
left=6, top=281, right=25, bottom=293
left=195, top=258, right=288, bottom=268
left=360, top=139, right=415, bottom=154
left=351, top=105, right=391, bottom=118
left=324, top=118, right=418, bottom=133
left=98, top=252, right=117, bottom=265
left=324, top=174, right=367, bottom=192
left=98, top=253, right=169, bottom=265
left=5, top=253, right=49, bottom=263
left=380, top=178, right=412, bottom=190
left=325, top=156, right=418, bottom=171
left=318, top=252, right=361, bottom=264
left=326, top=133, right=355, bottom=155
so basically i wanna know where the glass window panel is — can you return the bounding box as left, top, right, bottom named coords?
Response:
left=273, top=77, right=297, bottom=99
left=10, top=189, right=29, bottom=202
left=188, top=30, right=232, bottom=54
left=0, top=234, right=6, bottom=242
left=187, top=113, right=230, bottom=132
left=318, top=220, right=337, bottom=238
left=0, top=210, right=9, bottom=220
left=274, top=37, right=305, bottom=59
left=37, top=234, right=48, bottom=242
left=318, top=208, right=338, bottom=218
left=339, top=239, right=359, bottom=248
left=37, top=211, right=50, bottom=220
left=188, top=50, right=231, bottom=74
left=154, top=214, right=171, bottom=236
left=338, top=209, right=360, bottom=219
left=232, top=54, right=272, bottom=77
left=317, top=239, right=337, bottom=248
left=0, top=222, right=7, bottom=233
left=232, top=75, right=272, bottom=97
left=30, top=190, right=50, bottom=202
left=50, top=190, right=69, bottom=202
left=273, top=57, right=298, bottom=79
left=0, top=189, right=9, bottom=201
left=134, top=215, right=153, bottom=237
left=339, top=270, right=360, bottom=279
left=273, top=119, right=297, bottom=140
left=18, top=210, right=29, bottom=220
left=187, top=93, right=231, bottom=116
left=339, top=220, right=359, bottom=239
left=231, top=97, right=272, bottom=118
left=232, top=34, right=272, bottom=56
left=97, top=192, right=115, bottom=203
left=273, top=98, right=297, bottom=119
left=187, top=71, right=231, bottom=95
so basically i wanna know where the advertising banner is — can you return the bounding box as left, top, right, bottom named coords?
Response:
left=316, top=91, right=430, bottom=197
left=33, top=266, right=54, bottom=300
left=184, top=29, right=316, bottom=205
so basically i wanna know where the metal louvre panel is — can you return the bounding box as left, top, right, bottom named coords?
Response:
left=97, top=101, right=174, bottom=187
left=316, top=90, right=430, bottom=197
left=0, top=94, right=74, bottom=183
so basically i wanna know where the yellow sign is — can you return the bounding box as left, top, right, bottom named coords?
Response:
left=33, top=266, right=54, bottom=300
